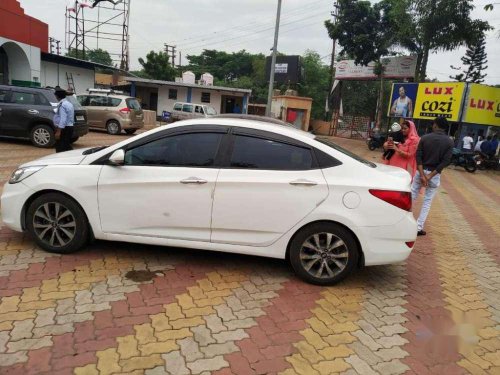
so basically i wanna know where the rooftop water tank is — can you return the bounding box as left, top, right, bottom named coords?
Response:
left=182, top=71, right=195, bottom=84
left=200, top=72, right=214, bottom=86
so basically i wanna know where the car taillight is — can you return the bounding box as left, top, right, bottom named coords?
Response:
left=119, top=107, right=131, bottom=113
left=405, top=241, right=415, bottom=248
left=369, top=189, right=412, bottom=211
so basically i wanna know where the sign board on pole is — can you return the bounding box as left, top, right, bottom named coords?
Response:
left=275, top=64, right=288, bottom=74
left=335, top=55, right=417, bottom=80
left=265, top=55, right=302, bottom=84
left=463, top=84, right=500, bottom=127
left=413, top=82, right=466, bottom=121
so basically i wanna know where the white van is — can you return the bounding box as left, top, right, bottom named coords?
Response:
left=171, top=102, right=217, bottom=121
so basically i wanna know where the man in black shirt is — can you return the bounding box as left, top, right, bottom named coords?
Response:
left=411, top=117, right=454, bottom=236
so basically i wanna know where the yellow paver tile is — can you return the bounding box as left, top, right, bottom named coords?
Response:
left=139, top=340, right=177, bottom=356
left=170, top=316, right=204, bottom=329
left=313, top=359, right=351, bottom=374
left=96, top=348, right=122, bottom=375
left=117, top=335, right=140, bottom=360
left=119, top=354, right=163, bottom=372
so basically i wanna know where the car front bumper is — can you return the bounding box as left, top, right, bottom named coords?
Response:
left=1, top=181, right=34, bottom=232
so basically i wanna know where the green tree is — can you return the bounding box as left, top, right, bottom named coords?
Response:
left=66, top=48, right=113, bottom=66
left=450, top=34, right=488, bottom=83
left=186, top=50, right=255, bottom=82
left=138, top=51, right=177, bottom=81
left=298, top=51, right=330, bottom=119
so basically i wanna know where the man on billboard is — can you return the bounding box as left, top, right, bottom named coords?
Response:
left=390, top=86, right=413, bottom=118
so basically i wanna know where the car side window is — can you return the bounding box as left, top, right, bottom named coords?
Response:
left=124, top=132, right=223, bottom=167
left=36, top=94, right=50, bottom=106
left=230, top=135, right=313, bottom=170
left=89, top=96, right=108, bottom=106
left=0, top=89, right=10, bottom=103
left=173, top=103, right=182, bottom=111
left=109, top=98, right=122, bottom=107
left=11, top=91, right=36, bottom=105
left=182, top=104, right=193, bottom=113
left=77, top=95, right=88, bottom=106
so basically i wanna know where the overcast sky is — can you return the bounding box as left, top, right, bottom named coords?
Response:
left=20, top=0, right=500, bottom=84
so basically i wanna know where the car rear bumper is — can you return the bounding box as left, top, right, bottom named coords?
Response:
left=356, top=214, right=417, bottom=266
left=73, top=123, right=89, bottom=137
left=1, top=181, right=33, bottom=232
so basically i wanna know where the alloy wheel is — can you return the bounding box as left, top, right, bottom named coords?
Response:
left=33, top=128, right=51, bottom=146
left=300, top=232, right=349, bottom=279
left=32, top=202, right=76, bottom=248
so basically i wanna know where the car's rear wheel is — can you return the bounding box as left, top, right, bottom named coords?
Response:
left=30, top=124, right=55, bottom=148
left=106, top=120, right=121, bottom=135
left=125, top=129, right=136, bottom=135
left=289, top=223, right=359, bottom=285
left=26, top=193, right=89, bottom=254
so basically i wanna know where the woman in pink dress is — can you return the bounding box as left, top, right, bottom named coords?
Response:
left=383, top=120, right=420, bottom=177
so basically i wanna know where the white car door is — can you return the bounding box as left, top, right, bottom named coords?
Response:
left=97, top=128, right=226, bottom=241
left=211, top=130, right=329, bottom=246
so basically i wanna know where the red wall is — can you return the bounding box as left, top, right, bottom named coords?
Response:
left=0, top=0, right=49, bottom=53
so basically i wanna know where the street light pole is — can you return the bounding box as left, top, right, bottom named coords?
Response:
left=266, top=0, right=282, bottom=117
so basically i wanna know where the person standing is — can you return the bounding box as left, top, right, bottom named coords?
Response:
left=411, top=117, right=454, bottom=236
left=53, top=87, right=75, bottom=153
left=461, top=132, right=474, bottom=153
left=474, top=136, right=484, bottom=152
left=382, top=120, right=420, bottom=178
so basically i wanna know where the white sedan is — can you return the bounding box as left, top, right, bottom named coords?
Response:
left=1, top=117, right=417, bottom=285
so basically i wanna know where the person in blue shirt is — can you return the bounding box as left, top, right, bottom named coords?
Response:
left=233, top=103, right=242, bottom=114
left=53, top=87, right=75, bottom=153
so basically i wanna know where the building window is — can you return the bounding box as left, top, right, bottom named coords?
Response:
left=201, top=92, right=210, bottom=103
left=168, top=89, right=177, bottom=100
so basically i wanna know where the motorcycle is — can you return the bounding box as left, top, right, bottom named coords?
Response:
left=474, top=153, right=500, bottom=171
left=366, top=133, right=387, bottom=151
left=451, top=148, right=476, bottom=173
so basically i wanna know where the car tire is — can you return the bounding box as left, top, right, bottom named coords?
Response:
left=26, top=193, right=89, bottom=254
left=289, top=222, right=359, bottom=285
left=125, top=129, right=136, bottom=135
left=70, top=136, right=79, bottom=144
left=30, top=124, right=55, bottom=148
left=106, top=120, right=121, bottom=135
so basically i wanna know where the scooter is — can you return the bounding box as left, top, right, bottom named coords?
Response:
left=474, top=153, right=500, bottom=171
left=366, top=133, right=387, bottom=151
left=451, top=148, right=476, bottom=173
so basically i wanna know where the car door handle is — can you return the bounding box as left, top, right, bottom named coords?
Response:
left=289, top=179, right=318, bottom=186
left=28, top=109, right=39, bottom=115
left=180, top=177, right=208, bottom=185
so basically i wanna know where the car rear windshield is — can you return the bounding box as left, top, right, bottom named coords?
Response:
left=44, top=91, right=83, bottom=109
left=316, top=137, right=376, bottom=168
left=126, top=98, right=141, bottom=110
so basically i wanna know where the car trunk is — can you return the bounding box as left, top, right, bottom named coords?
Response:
left=126, top=98, right=144, bottom=126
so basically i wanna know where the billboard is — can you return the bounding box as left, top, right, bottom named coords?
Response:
left=387, top=83, right=419, bottom=118
left=463, top=84, right=500, bottom=127
left=265, top=55, right=302, bottom=84
left=335, top=55, right=417, bottom=80
left=413, top=82, right=466, bottom=121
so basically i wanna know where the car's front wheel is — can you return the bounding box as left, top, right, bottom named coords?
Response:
left=289, top=223, right=359, bottom=285
left=26, top=193, right=89, bottom=254
left=30, top=124, right=55, bottom=148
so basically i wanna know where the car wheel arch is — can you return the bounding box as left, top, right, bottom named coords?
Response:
left=285, top=219, right=364, bottom=268
left=21, top=189, right=95, bottom=242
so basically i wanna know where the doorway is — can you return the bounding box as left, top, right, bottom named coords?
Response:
left=149, top=92, right=158, bottom=112
left=222, top=96, right=243, bottom=114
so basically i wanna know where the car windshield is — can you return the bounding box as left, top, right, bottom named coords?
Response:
left=206, top=106, right=217, bottom=115
left=316, top=137, right=376, bottom=168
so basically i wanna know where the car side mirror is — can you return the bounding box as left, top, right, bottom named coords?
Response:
left=109, top=149, right=125, bottom=166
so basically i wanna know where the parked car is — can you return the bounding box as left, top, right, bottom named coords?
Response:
left=171, top=102, right=217, bottom=122
left=0, top=85, right=89, bottom=148
left=77, top=89, right=144, bottom=135
left=1, top=117, right=417, bottom=285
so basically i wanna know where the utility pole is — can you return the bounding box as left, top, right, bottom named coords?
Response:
left=266, top=0, right=282, bottom=117
left=326, top=0, right=338, bottom=121
left=49, top=37, right=62, bottom=55
left=49, top=37, right=55, bottom=54
left=164, top=44, right=177, bottom=68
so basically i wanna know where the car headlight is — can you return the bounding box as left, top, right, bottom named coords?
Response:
left=9, top=166, right=46, bottom=184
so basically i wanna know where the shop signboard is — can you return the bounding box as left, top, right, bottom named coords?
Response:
left=387, top=83, right=419, bottom=118
left=463, top=84, right=500, bottom=126
left=413, top=82, right=466, bottom=121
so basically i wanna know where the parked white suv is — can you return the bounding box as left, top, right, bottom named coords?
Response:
left=1, top=117, right=417, bottom=285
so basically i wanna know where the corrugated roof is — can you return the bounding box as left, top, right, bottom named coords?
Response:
left=124, top=76, right=252, bottom=94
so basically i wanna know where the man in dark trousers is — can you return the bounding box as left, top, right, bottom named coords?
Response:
left=53, top=87, right=75, bottom=153
left=411, top=117, right=454, bottom=236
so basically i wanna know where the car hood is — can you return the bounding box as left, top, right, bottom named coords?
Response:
left=21, top=149, right=90, bottom=167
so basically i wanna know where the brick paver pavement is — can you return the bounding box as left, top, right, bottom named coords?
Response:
left=0, top=130, right=498, bottom=375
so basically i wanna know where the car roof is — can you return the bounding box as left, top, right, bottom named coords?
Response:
left=167, top=117, right=315, bottom=141
left=0, top=84, right=54, bottom=93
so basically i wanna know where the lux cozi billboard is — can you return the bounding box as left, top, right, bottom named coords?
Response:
left=463, top=84, right=500, bottom=127
left=413, top=83, right=466, bottom=121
